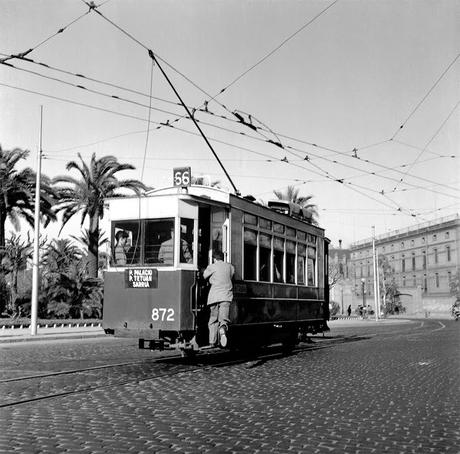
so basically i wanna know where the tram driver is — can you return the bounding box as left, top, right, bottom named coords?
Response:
left=158, top=225, right=193, bottom=265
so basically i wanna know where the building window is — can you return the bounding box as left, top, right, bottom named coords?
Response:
left=435, top=273, right=439, bottom=288
left=433, top=234, right=437, bottom=241
left=391, top=244, right=394, bottom=250
left=434, top=248, right=438, bottom=264
left=445, top=231, right=449, bottom=239
left=411, top=240, right=414, bottom=247
left=448, top=271, right=452, bottom=285
left=412, top=252, right=416, bottom=271
left=446, top=246, right=451, bottom=262
left=402, top=276, right=406, bottom=287
left=413, top=275, right=417, bottom=287
left=422, top=251, right=426, bottom=270
left=401, top=254, right=405, bottom=272
left=423, top=274, right=427, bottom=293
left=401, top=242, right=404, bottom=249
left=421, top=236, right=425, bottom=244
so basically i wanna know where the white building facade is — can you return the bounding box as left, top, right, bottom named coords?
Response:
left=349, top=214, right=459, bottom=317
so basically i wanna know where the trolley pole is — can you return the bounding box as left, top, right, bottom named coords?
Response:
left=30, top=106, right=43, bottom=336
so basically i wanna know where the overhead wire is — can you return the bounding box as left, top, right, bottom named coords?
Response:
left=5, top=1, right=457, bottom=216
left=0, top=10, right=90, bottom=63
left=391, top=98, right=460, bottom=192
left=140, top=59, right=155, bottom=181
left=211, top=0, right=340, bottom=97
left=2, top=72, right=457, bottom=206
left=390, top=52, right=460, bottom=140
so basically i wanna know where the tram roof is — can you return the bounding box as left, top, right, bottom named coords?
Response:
left=106, top=185, right=325, bottom=236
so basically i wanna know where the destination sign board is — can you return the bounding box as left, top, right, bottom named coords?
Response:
left=125, top=268, right=158, bottom=289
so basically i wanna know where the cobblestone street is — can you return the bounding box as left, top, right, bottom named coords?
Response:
left=1, top=319, right=459, bottom=453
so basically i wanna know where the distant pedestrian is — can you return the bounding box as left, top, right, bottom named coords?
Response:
left=347, top=305, right=352, bottom=317
left=203, top=251, right=235, bottom=348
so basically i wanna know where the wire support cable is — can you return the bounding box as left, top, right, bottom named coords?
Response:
left=218, top=0, right=339, bottom=96
left=391, top=98, right=460, bottom=192
left=0, top=10, right=90, bottom=63
left=140, top=59, right=155, bottom=182
left=390, top=52, right=460, bottom=140
left=3, top=79, right=457, bottom=213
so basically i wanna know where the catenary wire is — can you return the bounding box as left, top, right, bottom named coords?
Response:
left=2, top=77, right=456, bottom=217
left=2, top=77, right=457, bottom=207
left=0, top=10, right=90, bottom=63
left=5, top=52, right=455, bottom=196
left=390, top=52, right=460, bottom=140
left=391, top=98, right=460, bottom=192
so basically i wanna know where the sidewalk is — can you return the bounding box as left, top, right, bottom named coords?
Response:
left=329, top=317, right=414, bottom=327
left=0, top=324, right=106, bottom=344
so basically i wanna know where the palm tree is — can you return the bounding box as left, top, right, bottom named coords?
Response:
left=40, top=238, right=102, bottom=319
left=273, top=185, right=318, bottom=225
left=0, top=145, right=57, bottom=252
left=0, top=233, right=33, bottom=317
left=191, top=175, right=221, bottom=187
left=52, top=153, right=148, bottom=277
left=71, top=228, right=109, bottom=272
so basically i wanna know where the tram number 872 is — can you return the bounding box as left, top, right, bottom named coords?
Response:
left=152, top=308, right=175, bottom=321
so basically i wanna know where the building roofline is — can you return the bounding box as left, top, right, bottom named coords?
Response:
left=350, top=213, right=459, bottom=249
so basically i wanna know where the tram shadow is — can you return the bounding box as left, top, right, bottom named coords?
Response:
left=155, top=334, right=371, bottom=368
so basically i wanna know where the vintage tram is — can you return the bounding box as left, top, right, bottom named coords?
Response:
left=102, top=183, right=330, bottom=353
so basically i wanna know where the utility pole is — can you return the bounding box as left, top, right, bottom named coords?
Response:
left=376, top=247, right=381, bottom=319
left=30, top=106, right=43, bottom=336
left=372, top=226, right=379, bottom=321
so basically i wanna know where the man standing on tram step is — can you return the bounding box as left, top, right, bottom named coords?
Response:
left=203, top=250, right=235, bottom=348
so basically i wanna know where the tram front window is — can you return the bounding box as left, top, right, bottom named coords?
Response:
left=112, top=221, right=141, bottom=266
left=179, top=218, right=194, bottom=264
left=146, top=219, right=175, bottom=265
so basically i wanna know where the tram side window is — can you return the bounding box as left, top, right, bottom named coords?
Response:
left=259, top=233, right=271, bottom=282
left=273, top=237, right=284, bottom=282
left=297, top=244, right=306, bottom=285
left=286, top=240, right=296, bottom=284
left=243, top=229, right=257, bottom=280
left=146, top=219, right=175, bottom=265
left=112, top=221, right=141, bottom=266
left=307, top=246, right=316, bottom=286
left=179, top=218, right=194, bottom=264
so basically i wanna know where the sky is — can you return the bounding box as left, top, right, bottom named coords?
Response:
left=1, top=0, right=459, bottom=248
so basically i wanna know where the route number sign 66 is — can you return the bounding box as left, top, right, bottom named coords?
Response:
left=173, top=167, right=191, bottom=187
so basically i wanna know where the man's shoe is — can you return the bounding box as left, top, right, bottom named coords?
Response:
left=219, top=326, right=228, bottom=347
left=200, top=344, right=216, bottom=350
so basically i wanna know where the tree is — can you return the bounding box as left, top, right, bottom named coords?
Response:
left=0, top=233, right=33, bottom=317
left=0, top=145, right=56, bottom=253
left=273, top=185, right=318, bottom=224
left=328, top=260, right=344, bottom=289
left=191, top=175, right=221, bottom=187
left=449, top=269, right=460, bottom=300
left=40, top=239, right=102, bottom=319
left=378, top=255, right=403, bottom=315
left=52, top=153, right=148, bottom=277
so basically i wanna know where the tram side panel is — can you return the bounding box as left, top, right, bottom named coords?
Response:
left=103, top=270, right=196, bottom=337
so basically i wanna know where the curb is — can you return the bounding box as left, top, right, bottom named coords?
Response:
left=0, top=322, right=102, bottom=330
left=0, top=332, right=107, bottom=344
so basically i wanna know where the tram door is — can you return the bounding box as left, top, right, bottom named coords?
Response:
left=195, top=205, right=229, bottom=345
left=197, top=205, right=230, bottom=270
